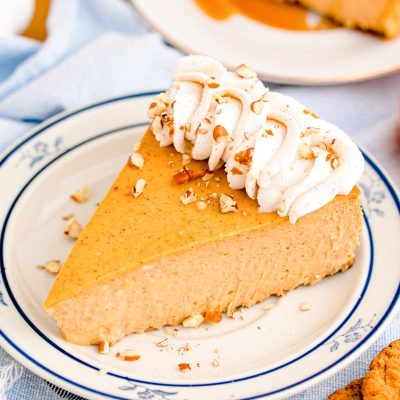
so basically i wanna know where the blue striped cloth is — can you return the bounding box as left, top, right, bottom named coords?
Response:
left=0, top=0, right=399, bottom=399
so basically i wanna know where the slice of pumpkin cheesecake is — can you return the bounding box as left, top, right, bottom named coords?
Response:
left=284, top=0, right=400, bottom=38
left=45, top=56, right=364, bottom=346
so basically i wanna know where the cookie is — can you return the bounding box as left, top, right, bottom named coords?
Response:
left=362, top=339, right=400, bottom=399
left=328, top=378, right=364, bottom=399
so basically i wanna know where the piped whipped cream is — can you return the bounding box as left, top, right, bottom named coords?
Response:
left=148, top=56, right=364, bottom=223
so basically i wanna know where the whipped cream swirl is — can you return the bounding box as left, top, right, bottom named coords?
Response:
left=148, top=56, right=364, bottom=223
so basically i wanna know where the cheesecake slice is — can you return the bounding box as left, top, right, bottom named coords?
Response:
left=45, top=56, right=364, bottom=346
left=285, top=0, right=400, bottom=38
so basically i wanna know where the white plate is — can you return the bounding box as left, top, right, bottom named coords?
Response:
left=0, top=93, right=399, bottom=400
left=130, top=0, right=400, bottom=85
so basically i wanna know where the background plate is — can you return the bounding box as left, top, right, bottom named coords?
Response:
left=131, top=0, right=400, bottom=85
left=0, top=93, right=399, bottom=400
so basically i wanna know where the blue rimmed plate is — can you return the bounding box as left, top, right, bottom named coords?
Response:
left=0, top=92, right=399, bottom=400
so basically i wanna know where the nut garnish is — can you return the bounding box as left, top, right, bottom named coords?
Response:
left=298, top=143, right=314, bottom=160
left=264, top=129, right=274, bottom=137
left=36, top=259, right=62, bottom=274
left=128, top=151, right=144, bottom=169
left=155, top=92, right=169, bottom=104
left=70, top=184, right=90, bottom=203
left=177, top=342, right=191, bottom=355
left=116, top=350, right=141, bottom=362
left=182, top=314, right=204, bottom=328
left=182, top=153, right=191, bottom=167
left=234, top=148, right=253, bottom=166
left=213, top=125, right=229, bottom=142
left=213, top=93, right=230, bottom=104
left=250, top=100, right=263, bottom=115
left=148, top=100, right=167, bottom=119
left=231, top=167, right=243, bottom=175
left=151, top=116, right=162, bottom=134
left=132, top=178, right=146, bottom=198
left=330, top=157, right=340, bottom=169
left=212, top=359, right=220, bottom=367
left=302, top=126, right=320, bottom=137
left=299, top=302, right=312, bottom=311
left=316, top=142, right=328, bottom=151
left=195, top=117, right=212, bottom=135
left=161, top=113, right=174, bottom=137
left=209, top=192, right=218, bottom=199
left=326, top=150, right=341, bottom=169
left=219, top=194, right=238, bottom=213
left=180, top=123, right=192, bottom=136
left=303, top=109, right=319, bottom=119
left=196, top=201, right=207, bottom=211
left=204, top=311, right=223, bottom=324
left=206, top=79, right=220, bottom=88
left=182, top=122, right=192, bottom=131
left=64, top=216, right=82, bottom=240
left=202, top=171, right=214, bottom=181
left=236, top=64, right=257, bottom=79
left=99, top=340, right=110, bottom=354
left=180, top=188, right=198, bottom=205
left=178, top=363, right=191, bottom=372
left=173, top=169, right=205, bottom=185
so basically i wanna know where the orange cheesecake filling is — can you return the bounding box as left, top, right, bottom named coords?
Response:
left=45, top=129, right=360, bottom=310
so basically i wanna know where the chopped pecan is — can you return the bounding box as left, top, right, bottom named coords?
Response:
left=180, top=188, right=197, bottom=205
left=70, top=184, right=90, bottom=203
left=173, top=169, right=205, bottom=185
left=178, top=363, right=191, bottom=372
left=236, top=64, right=257, bottom=79
left=250, top=100, right=263, bottom=115
left=182, top=314, right=204, bottom=328
left=298, top=143, right=314, bottom=160
left=206, top=79, right=220, bottom=88
left=204, top=311, right=223, bottom=324
left=219, top=194, right=238, bottom=213
left=132, top=178, right=146, bottom=198
left=99, top=340, right=110, bottom=354
left=36, top=259, right=62, bottom=274
left=116, top=350, right=141, bottom=361
left=234, top=148, right=253, bottom=166
left=303, top=109, right=319, bottom=119
left=128, top=151, right=144, bottom=169
left=213, top=125, right=229, bottom=142
left=148, top=101, right=167, bottom=119
left=64, top=216, right=82, bottom=240
left=231, top=167, right=243, bottom=175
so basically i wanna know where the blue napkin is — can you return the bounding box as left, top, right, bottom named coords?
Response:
left=0, top=0, right=180, bottom=151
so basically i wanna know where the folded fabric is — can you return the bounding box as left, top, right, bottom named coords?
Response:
left=0, top=0, right=180, bottom=151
